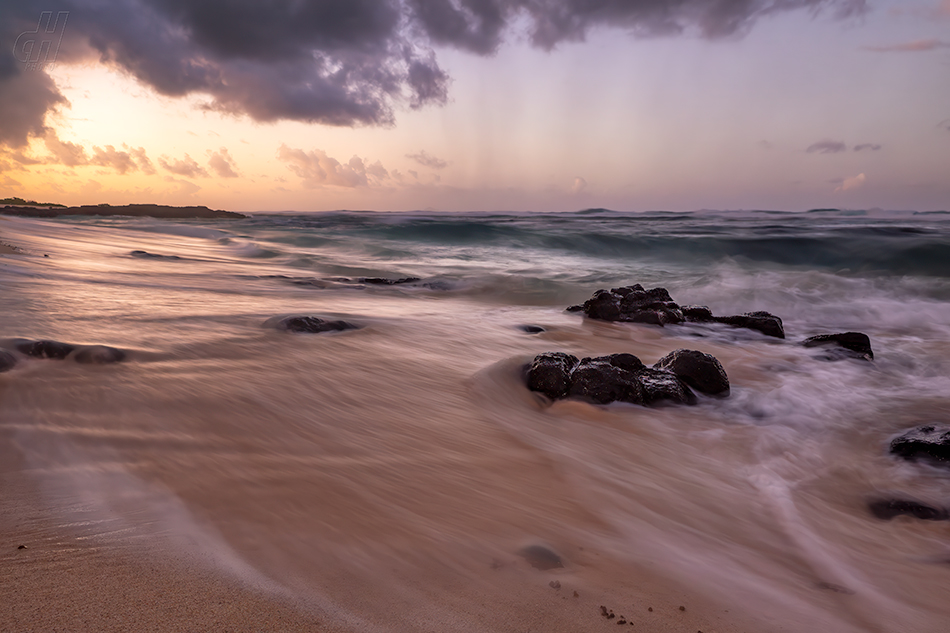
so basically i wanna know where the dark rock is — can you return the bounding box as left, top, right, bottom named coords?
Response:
left=73, top=345, right=126, bottom=364
left=357, top=277, right=421, bottom=285
left=568, top=360, right=645, bottom=405
left=565, top=304, right=584, bottom=312
left=518, top=545, right=563, bottom=570
left=519, top=325, right=545, bottom=334
left=889, top=426, right=950, bottom=468
left=130, top=250, right=181, bottom=260
left=575, top=286, right=784, bottom=336
left=867, top=498, right=949, bottom=521
left=802, top=332, right=873, bottom=361
left=653, top=349, right=730, bottom=396
left=525, top=352, right=579, bottom=400
left=16, top=340, right=76, bottom=359
left=681, top=305, right=714, bottom=322
left=603, top=353, right=645, bottom=373
left=634, top=368, right=697, bottom=406
left=276, top=316, right=359, bottom=334
left=0, top=349, right=16, bottom=373
left=714, top=311, right=785, bottom=339
left=581, top=285, right=685, bottom=326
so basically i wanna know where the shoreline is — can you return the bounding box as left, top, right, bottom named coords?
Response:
left=0, top=203, right=245, bottom=220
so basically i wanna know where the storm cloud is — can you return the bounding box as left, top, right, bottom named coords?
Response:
left=1, top=0, right=866, bottom=149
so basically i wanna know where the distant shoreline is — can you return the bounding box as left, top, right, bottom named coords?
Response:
left=0, top=204, right=245, bottom=219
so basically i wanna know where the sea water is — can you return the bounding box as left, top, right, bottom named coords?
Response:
left=1, top=209, right=949, bottom=632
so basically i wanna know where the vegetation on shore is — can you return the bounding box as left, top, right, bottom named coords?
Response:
left=0, top=197, right=66, bottom=207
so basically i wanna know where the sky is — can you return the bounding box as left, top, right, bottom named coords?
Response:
left=0, top=0, right=948, bottom=213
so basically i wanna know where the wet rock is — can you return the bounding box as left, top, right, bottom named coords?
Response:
left=525, top=352, right=579, bottom=400
left=73, top=345, right=126, bottom=364
left=519, top=325, right=545, bottom=334
left=16, top=340, right=76, bottom=359
left=565, top=304, right=584, bottom=312
left=568, top=359, right=646, bottom=405
left=653, top=349, right=730, bottom=396
left=0, top=349, right=16, bottom=373
left=357, top=277, right=421, bottom=285
left=802, top=332, right=873, bottom=361
left=276, top=316, right=359, bottom=334
left=518, top=545, right=563, bottom=570
left=573, top=285, right=784, bottom=337
left=868, top=498, right=949, bottom=521
left=681, top=305, right=714, bottom=322
left=889, top=426, right=950, bottom=468
left=714, top=311, right=785, bottom=339
left=635, top=368, right=697, bottom=406
left=603, top=353, right=645, bottom=373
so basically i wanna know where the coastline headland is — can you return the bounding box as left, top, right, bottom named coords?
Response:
left=0, top=203, right=245, bottom=219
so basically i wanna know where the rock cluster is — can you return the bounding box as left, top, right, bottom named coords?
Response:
left=525, top=348, right=728, bottom=407
left=571, top=283, right=785, bottom=338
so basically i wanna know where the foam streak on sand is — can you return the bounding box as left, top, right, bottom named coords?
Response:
left=2, top=210, right=950, bottom=632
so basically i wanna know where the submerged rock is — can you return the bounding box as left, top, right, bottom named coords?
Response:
left=518, top=325, right=545, bottom=334
left=16, top=340, right=76, bottom=359
left=518, top=545, right=563, bottom=570
left=653, top=349, right=730, bottom=396
left=574, top=285, right=785, bottom=337
left=357, top=276, right=421, bottom=285
left=73, top=345, right=126, bottom=364
left=525, top=352, right=579, bottom=400
left=276, top=316, right=359, bottom=334
left=714, top=311, right=785, bottom=339
left=868, top=498, right=949, bottom=521
left=0, top=349, right=16, bottom=372
left=889, top=426, right=950, bottom=468
left=802, top=332, right=873, bottom=361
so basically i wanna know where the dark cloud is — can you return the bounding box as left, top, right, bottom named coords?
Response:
left=1, top=0, right=865, bottom=149
left=407, top=150, right=449, bottom=169
left=806, top=139, right=847, bottom=154
left=853, top=143, right=881, bottom=152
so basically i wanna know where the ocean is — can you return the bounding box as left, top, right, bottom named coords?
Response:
left=2, top=208, right=950, bottom=632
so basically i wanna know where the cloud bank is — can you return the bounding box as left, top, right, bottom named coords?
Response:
left=0, top=0, right=866, bottom=150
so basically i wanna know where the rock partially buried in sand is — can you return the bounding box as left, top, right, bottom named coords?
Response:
left=0, top=349, right=16, bottom=372
left=526, top=351, right=716, bottom=407
left=73, top=345, right=126, bottom=364
left=518, top=325, right=545, bottom=334
left=802, top=332, right=873, bottom=361
left=275, top=316, right=360, bottom=334
left=868, top=498, right=949, bottom=521
left=574, top=284, right=785, bottom=338
left=16, top=340, right=76, bottom=359
left=518, top=545, right=563, bottom=570
left=653, top=349, right=730, bottom=396
left=130, top=250, right=181, bottom=260
left=889, top=426, right=950, bottom=468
